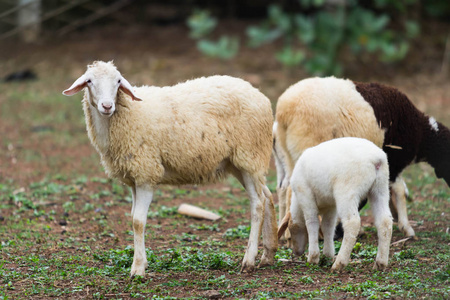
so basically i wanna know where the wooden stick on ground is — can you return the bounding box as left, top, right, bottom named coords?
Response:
left=177, top=203, right=221, bottom=221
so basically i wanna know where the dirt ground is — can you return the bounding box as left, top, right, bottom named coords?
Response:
left=0, top=20, right=449, bottom=299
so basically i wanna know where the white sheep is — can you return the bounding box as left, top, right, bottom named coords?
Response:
left=279, top=137, right=393, bottom=270
left=62, top=61, right=278, bottom=276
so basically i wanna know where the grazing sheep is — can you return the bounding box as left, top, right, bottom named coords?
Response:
left=275, top=76, right=450, bottom=240
left=280, top=137, right=392, bottom=270
left=62, top=61, right=278, bottom=276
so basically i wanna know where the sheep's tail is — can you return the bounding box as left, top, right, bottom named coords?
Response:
left=277, top=211, right=291, bottom=239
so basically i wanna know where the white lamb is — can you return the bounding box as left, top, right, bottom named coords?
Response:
left=279, top=137, right=393, bottom=270
left=62, top=61, right=278, bottom=276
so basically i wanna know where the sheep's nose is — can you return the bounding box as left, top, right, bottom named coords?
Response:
left=102, top=103, right=112, bottom=110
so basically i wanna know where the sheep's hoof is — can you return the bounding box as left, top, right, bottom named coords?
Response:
left=258, top=255, right=274, bottom=268
left=331, top=260, right=347, bottom=271
left=307, top=252, right=320, bottom=264
left=240, top=262, right=255, bottom=273
left=130, top=269, right=145, bottom=278
left=400, top=225, right=415, bottom=238
left=293, top=249, right=305, bottom=257
left=373, top=261, right=387, bottom=271
left=130, top=262, right=147, bottom=278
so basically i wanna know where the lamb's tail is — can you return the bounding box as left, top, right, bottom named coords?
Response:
left=372, top=153, right=388, bottom=176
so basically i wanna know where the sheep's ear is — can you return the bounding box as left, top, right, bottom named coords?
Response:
left=277, top=211, right=291, bottom=240
left=119, top=76, right=142, bottom=101
left=62, top=75, right=88, bottom=96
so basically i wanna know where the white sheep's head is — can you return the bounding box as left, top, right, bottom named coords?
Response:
left=62, top=61, right=142, bottom=117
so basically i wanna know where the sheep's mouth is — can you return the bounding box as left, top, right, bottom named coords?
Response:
left=100, top=111, right=113, bottom=117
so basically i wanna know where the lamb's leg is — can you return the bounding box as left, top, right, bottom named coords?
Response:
left=298, top=188, right=320, bottom=264
left=305, top=213, right=320, bottom=264
left=259, top=185, right=278, bottom=267
left=370, top=190, right=393, bottom=270
left=241, top=172, right=266, bottom=272
left=130, top=185, right=153, bottom=277
left=321, top=208, right=337, bottom=259
left=284, top=187, right=292, bottom=246
left=288, top=191, right=307, bottom=257
left=332, top=200, right=360, bottom=270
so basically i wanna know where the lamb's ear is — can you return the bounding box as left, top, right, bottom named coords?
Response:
left=119, top=76, right=142, bottom=101
left=62, top=74, right=88, bottom=96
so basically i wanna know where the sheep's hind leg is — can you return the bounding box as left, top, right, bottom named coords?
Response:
left=332, top=201, right=360, bottom=270
left=369, top=190, right=393, bottom=270
left=240, top=172, right=266, bottom=272
left=130, top=185, right=153, bottom=277
left=259, top=185, right=278, bottom=267
left=273, top=133, right=293, bottom=244
left=230, top=167, right=276, bottom=269
left=305, top=213, right=321, bottom=264
left=131, top=185, right=136, bottom=216
left=276, top=178, right=288, bottom=236
left=321, top=208, right=337, bottom=259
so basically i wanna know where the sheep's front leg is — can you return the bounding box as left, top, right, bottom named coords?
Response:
left=391, top=178, right=415, bottom=237
left=130, top=185, right=153, bottom=277
left=289, top=192, right=307, bottom=257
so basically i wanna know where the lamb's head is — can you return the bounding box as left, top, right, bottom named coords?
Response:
left=62, top=61, right=142, bottom=117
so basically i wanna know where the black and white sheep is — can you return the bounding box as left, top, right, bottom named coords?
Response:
left=275, top=76, right=450, bottom=239
left=62, top=61, right=278, bottom=277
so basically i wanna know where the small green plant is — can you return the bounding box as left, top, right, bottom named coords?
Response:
left=189, top=223, right=220, bottom=232
left=394, top=249, right=416, bottom=261
left=433, top=264, right=450, bottom=282
left=83, top=203, right=95, bottom=212
left=62, top=201, right=75, bottom=212
left=223, top=225, right=250, bottom=239
left=187, top=10, right=239, bottom=60
left=147, top=205, right=178, bottom=218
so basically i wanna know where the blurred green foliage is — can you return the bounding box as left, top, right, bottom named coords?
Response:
left=185, top=0, right=446, bottom=75
left=187, top=10, right=239, bottom=60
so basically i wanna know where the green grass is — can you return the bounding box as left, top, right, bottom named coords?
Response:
left=1, top=164, right=449, bottom=299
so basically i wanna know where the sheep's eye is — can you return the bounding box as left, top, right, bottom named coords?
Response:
left=118, top=79, right=121, bottom=84
left=86, top=79, right=92, bottom=84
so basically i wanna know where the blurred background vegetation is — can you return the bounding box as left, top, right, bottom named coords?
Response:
left=187, top=0, right=449, bottom=75
left=1, top=0, right=449, bottom=77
